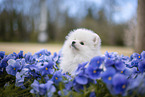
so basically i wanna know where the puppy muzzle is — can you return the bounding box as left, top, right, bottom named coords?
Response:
left=71, top=41, right=79, bottom=50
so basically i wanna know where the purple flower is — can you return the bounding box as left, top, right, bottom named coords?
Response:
left=34, top=49, right=51, bottom=58
left=30, top=80, right=56, bottom=96
left=15, top=68, right=29, bottom=88
left=0, top=54, right=16, bottom=68
left=0, top=51, right=5, bottom=59
left=127, top=73, right=145, bottom=95
left=75, top=62, right=88, bottom=75
left=30, top=80, right=40, bottom=94
left=37, top=55, right=53, bottom=63
left=6, top=59, right=22, bottom=76
left=112, top=74, right=127, bottom=95
left=86, top=65, right=102, bottom=80
left=46, top=81, right=56, bottom=97
left=75, top=74, right=88, bottom=85
left=15, top=71, right=25, bottom=88
left=39, top=84, right=47, bottom=95
left=120, top=55, right=130, bottom=61
left=131, top=59, right=139, bottom=67
left=73, top=80, right=84, bottom=92
left=51, top=71, right=62, bottom=85
left=127, top=74, right=143, bottom=91
left=101, top=67, right=116, bottom=84
left=105, top=59, right=125, bottom=71
left=31, top=81, right=47, bottom=95
left=39, top=61, right=54, bottom=76
left=58, top=89, right=69, bottom=96
left=132, top=53, right=142, bottom=60
left=89, top=56, right=105, bottom=68
left=52, top=52, right=60, bottom=63
left=141, top=51, right=145, bottom=59
left=114, top=60, right=125, bottom=71
left=17, top=51, right=23, bottom=59
left=65, top=81, right=73, bottom=90
left=122, top=67, right=138, bottom=76
left=105, top=52, right=118, bottom=58
left=104, top=58, right=115, bottom=67
left=138, top=60, right=145, bottom=73
left=24, top=52, right=36, bottom=64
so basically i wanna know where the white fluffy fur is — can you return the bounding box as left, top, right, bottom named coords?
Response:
left=59, top=28, right=101, bottom=74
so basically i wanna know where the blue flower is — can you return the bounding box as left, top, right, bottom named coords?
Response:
left=15, top=68, right=29, bottom=88
left=34, top=49, right=51, bottom=58
left=51, top=71, right=62, bottom=85
left=89, top=56, right=105, bottom=68
left=39, top=61, right=54, bottom=76
left=39, top=84, right=47, bottom=95
left=73, top=79, right=84, bottom=92
left=129, top=54, right=134, bottom=61
left=19, top=58, right=27, bottom=68
left=120, top=55, right=130, bottom=61
left=132, top=53, right=142, bottom=60
left=52, top=52, right=60, bottom=63
left=0, top=54, right=16, bottom=68
left=31, top=80, right=56, bottom=96
left=105, top=52, right=118, bottom=59
left=46, top=80, right=56, bottom=97
left=75, top=74, right=88, bottom=85
left=0, top=51, right=5, bottom=59
left=101, top=67, right=116, bottom=84
left=36, top=54, right=53, bottom=63
left=25, top=63, right=38, bottom=71
left=122, top=67, right=138, bottom=76
left=24, top=52, right=36, bottom=64
left=105, top=59, right=125, bottom=71
left=86, top=65, right=103, bottom=80
left=114, top=60, right=125, bottom=71
left=112, top=74, right=127, bottom=95
left=127, top=73, right=145, bottom=95
left=141, top=51, right=145, bottom=59
left=127, top=74, right=143, bottom=91
left=24, top=64, right=40, bottom=78
left=75, top=62, right=88, bottom=75
left=6, top=59, right=22, bottom=76
left=65, top=81, right=73, bottom=90
left=15, top=71, right=25, bottom=88
left=17, top=51, right=23, bottom=59
left=58, top=89, right=69, bottom=96
left=138, top=60, right=145, bottom=73
left=30, top=80, right=40, bottom=94
left=131, top=59, right=139, bottom=67
left=104, top=58, right=115, bottom=67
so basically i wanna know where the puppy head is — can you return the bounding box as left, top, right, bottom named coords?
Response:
left=64, top=28, right=101, bottom=54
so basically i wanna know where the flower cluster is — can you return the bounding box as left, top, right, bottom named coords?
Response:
left=1, top=50, right=145, bottom=97
left=101, top=51, right=145, bottom=96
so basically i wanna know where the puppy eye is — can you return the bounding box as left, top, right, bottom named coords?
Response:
left=80, top=42, right=84, bottom=45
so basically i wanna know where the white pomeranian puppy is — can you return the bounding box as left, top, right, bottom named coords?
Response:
left=59, top=28, right=101, bottom=74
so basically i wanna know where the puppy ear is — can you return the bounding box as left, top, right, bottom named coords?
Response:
left=93, top=35, right=101, bottom=47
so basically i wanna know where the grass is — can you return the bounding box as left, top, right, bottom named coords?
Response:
left=0, top=42, right=134, bottom=56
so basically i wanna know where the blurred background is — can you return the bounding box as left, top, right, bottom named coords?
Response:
left=0, top=0, right=143, bottom=55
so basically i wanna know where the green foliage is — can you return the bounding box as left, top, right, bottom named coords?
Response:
left=0, top=70, right=15, bottom=87
left=0, top=71, right=112, bottom=97
left=0, top=72, right=32, bottom=97
left=0, top=83, right=32, bottom=97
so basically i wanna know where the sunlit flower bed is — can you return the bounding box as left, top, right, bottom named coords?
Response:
left=0, top=49, right=145, bottom=97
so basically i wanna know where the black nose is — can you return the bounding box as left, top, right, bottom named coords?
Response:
left=72, top=41, right=76, bottom=45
